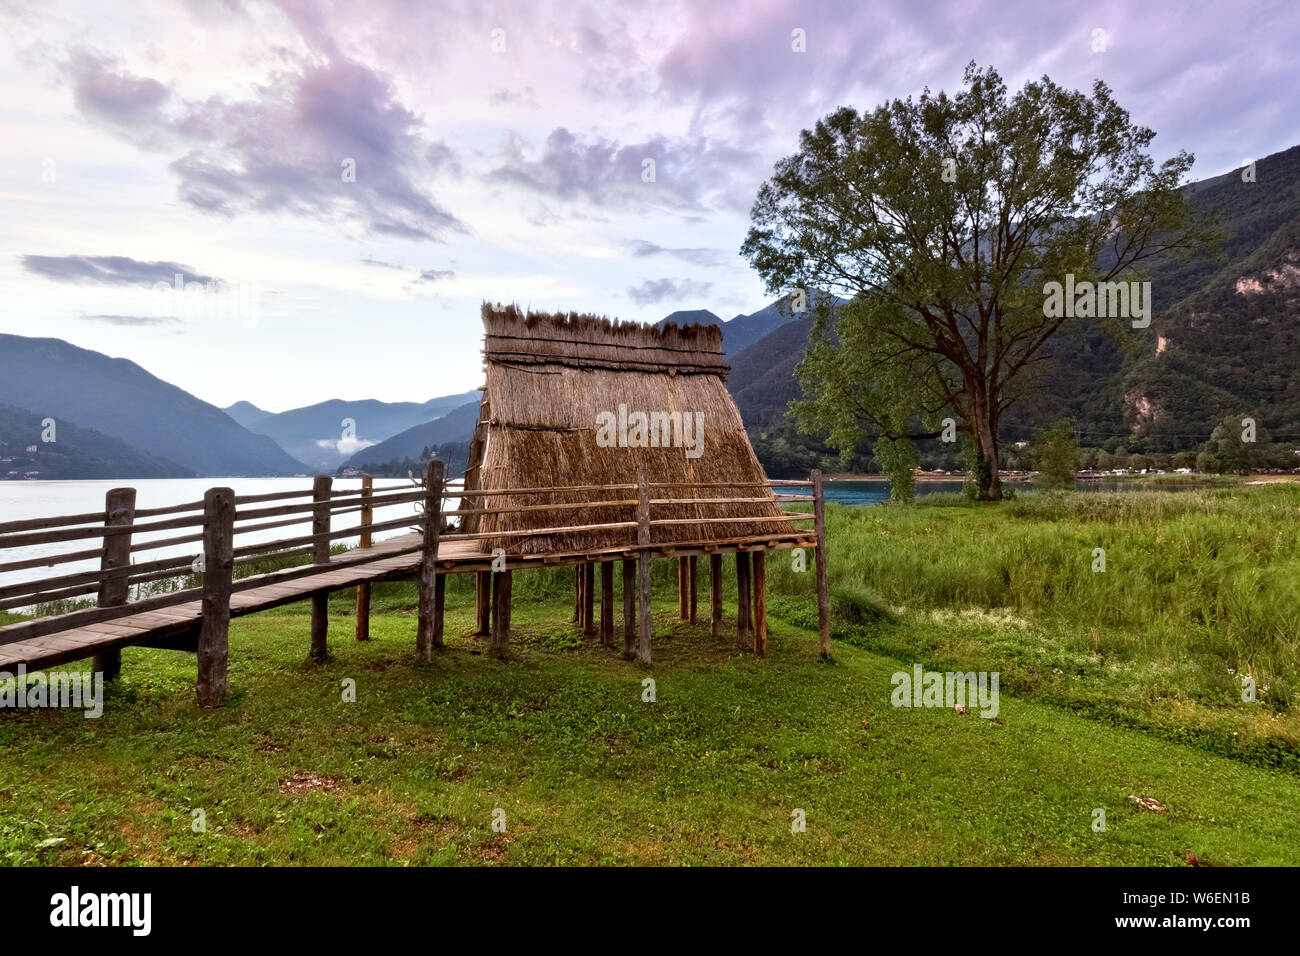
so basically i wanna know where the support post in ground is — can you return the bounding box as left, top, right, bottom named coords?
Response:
left=94, top=486, right=136, bottom=679
left=196, top=487, right=234, bottom=707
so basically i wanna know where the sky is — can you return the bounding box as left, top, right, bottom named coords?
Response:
left=2, top=0, right=1297, bottom=412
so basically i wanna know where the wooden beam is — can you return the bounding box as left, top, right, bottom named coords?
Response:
left=490, top=568, right=512, bottom=658
left=309, top=474, right=332, bottom=662
left=196, top=487, right=234, bottom=707
left=736, top=551, right=752, bottom=648
left=753, top=549, right=767, bottom=656
left=710, top=553, right=723, bottom=639
left=475, top=570, right=491, bottom=636
left=812, top=469, right=830, bottom=658
left=622, top=558, right=635, bottom=659
left=636, top=470, right=652, bottom=664
left=416, top=460, right=445, bottom=661
left=94, top=487, right=135, bottom=679
left=600, top=560, right=614, bottom=647
left=355, top=474, right=372, bottom=642
left=688, top=555, right=698, bottom=624
left=583, top=562, right=596, bottom=636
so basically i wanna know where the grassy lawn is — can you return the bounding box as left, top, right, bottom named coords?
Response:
left=3, top=586, right=1300, bottom=865
left=2, top=486, right=1298, bottom=866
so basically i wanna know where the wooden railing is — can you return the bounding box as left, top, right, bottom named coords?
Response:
left=1, top=464, right=829, bottom=699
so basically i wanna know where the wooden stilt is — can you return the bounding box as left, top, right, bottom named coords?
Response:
left=583, top=562, right=596, bottom=636
left=622, top=558, right=636, bottom=659
left=94, top=487, right=135, bottom=679
left=736, top=550, right=752, bottom=648
left=812, top=468, right=831, bottom=658
left=678, top=556, right=688, bottom=619
left=415, top=461, right=445, bottom=662
left=433, top=572, right=445, bottom=649
left=573, top=564, right=582, bottom=623
left=688, top=555, right=698, bottom=624
left=636, top=471, right=652, bottom=664
left=196, top=487, right=234, bottom=707
left=753, top=549, right=767, bottom=656
left=600, top=560, right=614, bottom=647
left=710, top=553, right=723, bottom=639
left=491, top=569, right=512, bottom=658
left=475, top=570, right=491, bottom=636
left=355, top=474, right=372, bottom=641
left=309, top=474, right=332, bottom=662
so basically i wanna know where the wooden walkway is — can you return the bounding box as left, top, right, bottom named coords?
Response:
left=0, top=464, right=828, bottom=704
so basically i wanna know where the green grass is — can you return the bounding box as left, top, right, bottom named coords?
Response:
left=769, top=485, right=1300, bottom=769
left=1, top=485, right=1297, bottom=865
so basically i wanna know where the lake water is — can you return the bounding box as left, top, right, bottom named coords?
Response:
left=819, top=478, right=1211, bottom=505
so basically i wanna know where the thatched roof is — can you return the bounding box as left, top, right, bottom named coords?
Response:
left=463, top=304, right=786, bottom=555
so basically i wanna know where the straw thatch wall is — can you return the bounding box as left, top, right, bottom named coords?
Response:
left=463, top=304, right=787, bottom=555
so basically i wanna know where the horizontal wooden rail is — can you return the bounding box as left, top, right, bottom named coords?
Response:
left=0, top=512, right=206, bottom=550
left=649, top=515, right=803, bottom=528
left=133, top=499, right=206, bottom=519
left=0, top=545, right=104, bottom=575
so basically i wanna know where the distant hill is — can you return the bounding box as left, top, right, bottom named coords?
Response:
left=0, top=335, right=308, bottom=476
left=224, top=400, right=272, bottom=431
left=341, top=400, right=481, bottom=473
left=224, top=391, right=479, bottom=472
left=660, top=291, right=841, bottom=358
left=0, top=403, right=194, bottom=480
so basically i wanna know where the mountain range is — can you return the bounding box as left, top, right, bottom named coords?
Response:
left=225, top=392, right=478, bottom=472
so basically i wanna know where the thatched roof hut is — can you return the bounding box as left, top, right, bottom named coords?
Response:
left=461, top=304, right=786, bottom=556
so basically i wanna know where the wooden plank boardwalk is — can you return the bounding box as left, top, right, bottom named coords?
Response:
left=0, top=463, right=828, bottom=704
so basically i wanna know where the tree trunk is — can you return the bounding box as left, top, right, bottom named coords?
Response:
left=970, top=393, right=1003, bottom=501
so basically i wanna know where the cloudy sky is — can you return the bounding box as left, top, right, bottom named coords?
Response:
left=2, top=0, right=1296, bottom=411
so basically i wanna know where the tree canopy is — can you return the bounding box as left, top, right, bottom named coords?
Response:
left=742, top=63, right=1214, bottom=499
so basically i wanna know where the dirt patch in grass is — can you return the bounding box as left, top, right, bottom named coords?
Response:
left=279, top=772, right=341, bottom=796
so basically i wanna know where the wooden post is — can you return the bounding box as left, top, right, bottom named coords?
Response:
left=475, top=570, right=492, bottom=636
left=678, top=556, right=688, bottom=619
left=600, top=560, right=614, bottom=647
left=309, top=474, right=332, bottom=662
left=196, top=487, right=234, bottom=707
left=491, top=569, right=512, bottom=658
left=622, top=558, right=636, bottom=659
left=812, top=468, right=830, bottom=658
left=355, top=474, right=373, bottom=641
left=416, top=460, right=445, bottom=661
left=573, top=565, right=582, bottom=623
left=583, top=562, right=596, bottom=636
left=636, top=470, right=652, bottom=664
left=94, top=487, right=136, bottom=679
left=709, top=553, right=723, bottom=639
left=688, top=555, right=698, bottom=624
left=753, top=549, right=767, bottom=656
left=736, top=551, right=752, bottom=648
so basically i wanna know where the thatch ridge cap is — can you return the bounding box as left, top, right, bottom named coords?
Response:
left=481, top=302, right=723, bottom=354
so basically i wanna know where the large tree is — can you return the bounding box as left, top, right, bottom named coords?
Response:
left=742, top=63, right=1212, bottom=499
